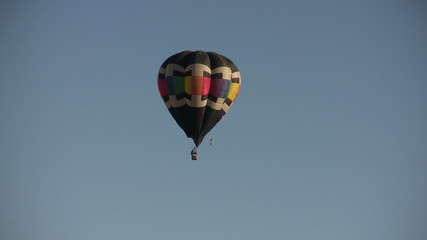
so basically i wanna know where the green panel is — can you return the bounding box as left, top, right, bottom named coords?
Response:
left=173, top=76, right=184, bottom=94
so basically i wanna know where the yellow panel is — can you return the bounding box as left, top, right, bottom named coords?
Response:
left=184, top=76, right=192, bottom=94
left=227, top=83, right=240, bottom=101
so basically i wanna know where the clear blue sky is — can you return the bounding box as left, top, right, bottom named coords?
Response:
left=1, top=0, right=426, bottom=239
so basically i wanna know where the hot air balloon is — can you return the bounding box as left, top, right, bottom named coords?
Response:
left=157, top=50, right=241, bottom=157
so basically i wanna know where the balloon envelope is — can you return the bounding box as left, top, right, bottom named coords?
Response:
left=157, top=50, right=241, bottom=146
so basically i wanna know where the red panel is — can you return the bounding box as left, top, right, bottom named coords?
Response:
left=202, top=77, right=211, bottom=95
left=157, top=78, right=167, bottom=97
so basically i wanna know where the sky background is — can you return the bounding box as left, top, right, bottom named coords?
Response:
left=1, top=0, right=427, bottom=239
